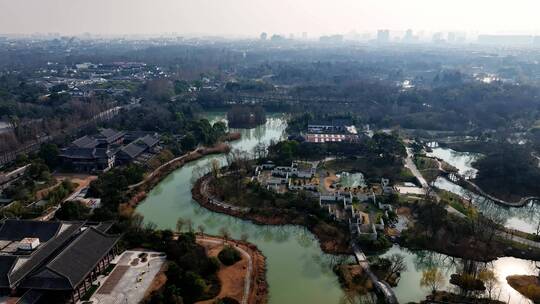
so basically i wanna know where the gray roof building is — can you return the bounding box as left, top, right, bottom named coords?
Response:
left=0, top=220, right=121, bottom=303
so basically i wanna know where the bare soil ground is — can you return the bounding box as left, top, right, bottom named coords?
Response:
left=196, top=240, right=248, bottom=304
left=194, top=235, right=268, bottom=304
left=143, top=264, right=168, bottom=300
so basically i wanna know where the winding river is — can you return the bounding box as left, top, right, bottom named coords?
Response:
left=429, top=146, right=540, bottom=234
left=136, top=115, right=536, bottom=304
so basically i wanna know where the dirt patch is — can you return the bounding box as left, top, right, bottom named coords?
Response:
left=97, top=265, right=129, bottom=294
left=196, top=241, right=247, bottom=304
left=195, top=236, right=268, bottom=304
left=507, top=275, right=540, bottom=303
left=324, top=173, right=338, bottom=192
left=143, top=263, right=168, bottom=301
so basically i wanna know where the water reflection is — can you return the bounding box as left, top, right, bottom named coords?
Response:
left=434, top=177, right=540, bottom=233
left=426, top=146, right=481, bottom=177
left=136, top=115, right=536, bottom=303
left=382, top=246, right=535, bottom=303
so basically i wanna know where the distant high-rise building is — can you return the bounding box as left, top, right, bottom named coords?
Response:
left=302, top=32, right=308, bottom=39
left=319, top=35, right=344, bottom=43
left=432, top=32, right=444, bottom=43
left=447, top=32, right=456, bottom=43
left=270, top=34, right=286, bottom=42
left=405, top=29, right=413, bottom=40
left=377, top=30, right=390, bottom=43
left=260, top=32, right=268, bottom=40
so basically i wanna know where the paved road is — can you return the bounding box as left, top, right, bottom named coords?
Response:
left=404, top=148, right=429, bottom=189
left=197, top=236, right=253, bottom=304
left=498, top=231, right=540, bottom=249
left=405, top=148, right=465, bottom=218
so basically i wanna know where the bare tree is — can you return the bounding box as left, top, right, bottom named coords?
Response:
left=210, top=159, right=221, bottom=178
left=130, top=213, right=145, bottom=232
left=197, top=225, right=205, bottom=236
left=176, top=217, right=185, bottom=233
left=479, top=269, right=498, bottom=299
left=185, top=219, right=193, bottom=233
left=385, top=254, right=407, bottom=281
left=219, top=227, right=231, bottom=244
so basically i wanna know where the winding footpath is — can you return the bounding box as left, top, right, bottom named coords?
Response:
left=405, top=148, right=465, bottom=218
left=196, top=236, right=253, bottom=304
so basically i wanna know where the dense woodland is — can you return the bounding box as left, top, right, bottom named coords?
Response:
left=226, top=105, right=266, bottom=128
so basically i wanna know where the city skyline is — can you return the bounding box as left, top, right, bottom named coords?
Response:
left=1, top=0, right=540, bottom=37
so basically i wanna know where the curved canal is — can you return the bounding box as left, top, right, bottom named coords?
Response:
left=136, top=116, right=536, bottom=304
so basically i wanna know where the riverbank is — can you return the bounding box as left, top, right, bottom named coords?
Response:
left=196, top=234, right=268, bottom=304
left=191, top=174, right=351, bottom=255
left=120, top=133, right=240, bottom=216
left=440, top=141, right=540, bottom=205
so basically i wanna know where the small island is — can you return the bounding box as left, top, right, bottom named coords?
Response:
left=226, top=105, right=267, bottom=128
left=507, top=275, right=540, bottom=303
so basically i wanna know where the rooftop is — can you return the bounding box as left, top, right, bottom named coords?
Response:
left=0, top=220, right=120, bottom=290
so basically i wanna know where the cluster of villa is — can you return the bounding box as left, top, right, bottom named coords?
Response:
left=254, top=160, right=319, bottom=192
left=60, top=128, right=161, bottom=172
left=253, top=160, right=396, bottom=240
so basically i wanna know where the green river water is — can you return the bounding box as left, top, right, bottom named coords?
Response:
left=136, top=114, right=536, bottom=304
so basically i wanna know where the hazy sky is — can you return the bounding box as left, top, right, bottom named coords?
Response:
left=1, top=0, right=539, bottom=37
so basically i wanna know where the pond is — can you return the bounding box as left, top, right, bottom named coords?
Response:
left=383, top=246, right=536, bottom=304
left=136, top=114, right=353, bottom=303
left=136, top=117, right=536, bottom=303
left=426, top=146, right=482, bottom=178
left=429, top=145, right=540, bottom=234
left=337, top=172, right=367, bottom=189
left=434, top=177, right=540, bottom=234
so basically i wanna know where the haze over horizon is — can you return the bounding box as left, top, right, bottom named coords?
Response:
left=1, top=0, right=540, bottom=37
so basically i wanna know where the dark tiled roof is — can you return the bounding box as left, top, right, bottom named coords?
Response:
left=18, top=268, right=71, bottom=290
left=95, top=222, right=114, bottom=233
left=72, top=136, right=98, bottom=149
left=94, top=148, right=113, bottom=158
left=96, top=128, right=125, bottom=144
left=45, top=228, right=119, bottom=288
left=124, top=131, right=156, bottom=142
left=59, top=147, right=96, bottom=159
left=0, top=256, right=17, bottom=287
left=118, top=142, right=146, bottom=159
left=0, top=220, right=62, bottom=242
left=8, top=222, right=85, bottom=287
left=60, top=147, right=113, bottom=160
left=138, top=135, right=159, bottom=148
left=16, top=289, right=43, bottom=304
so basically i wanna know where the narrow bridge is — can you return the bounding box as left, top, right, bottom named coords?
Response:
left=352, top=243, right=399, bottom=304
left=443, top=172, right=540, bottom=208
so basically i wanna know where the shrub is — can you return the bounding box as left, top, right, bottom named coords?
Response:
left=217, top=246, right=242, bottom=266
left=215, top=297, right=240, bottom=304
